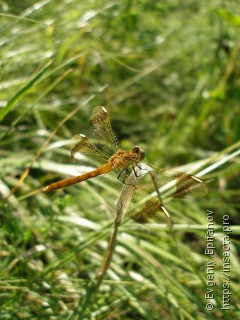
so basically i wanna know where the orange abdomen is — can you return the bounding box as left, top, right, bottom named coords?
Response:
left=42, top=163, right=113, bottom=192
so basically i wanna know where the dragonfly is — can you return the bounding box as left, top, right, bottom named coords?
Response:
left=42, top=106, right=208, bottom=225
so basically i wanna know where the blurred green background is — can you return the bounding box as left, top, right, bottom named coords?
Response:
left=1, top=0, right=240, bottom=319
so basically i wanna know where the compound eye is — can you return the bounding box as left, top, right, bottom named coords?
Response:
left=132, top=146, right=145, bottom=160
left=132, top=146, right=140, bottom=153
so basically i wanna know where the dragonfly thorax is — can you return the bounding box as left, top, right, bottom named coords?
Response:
left=108, top=146, right=145, bottom=170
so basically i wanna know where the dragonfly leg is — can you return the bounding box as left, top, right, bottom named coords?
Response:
left=133, top=166, right=140, bottom=177
left=118, top=168, right=139, bottom=186
left=136, top=163, right=149, bottom=171
left=149, top=169, right=163, bottom=203
left=134, top=164, right=149, bottom=177
left=117, top=169, right=129, bottom=183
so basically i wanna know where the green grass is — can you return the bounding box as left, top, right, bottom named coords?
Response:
left=1, top=1, right=240, bottom=319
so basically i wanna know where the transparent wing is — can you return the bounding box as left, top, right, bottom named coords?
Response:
left=120, top=164, right=207, bottom=226
left=71, top=134, right=108, bottom=171
left=89, top=106, right=118, bottom=157
left=156, top=169, right=208, bottom=199
left=71, top=106, right=119, bottom=172
left=130, top=197, right=172, bottom=225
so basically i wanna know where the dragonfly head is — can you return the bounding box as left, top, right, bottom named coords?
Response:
left=132, top=146, right=145, bottom=161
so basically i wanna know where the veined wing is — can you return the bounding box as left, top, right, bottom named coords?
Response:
left=71, top=133, right=108, bottom=170
left=89, top=106, right=119, bottom=157
left=156, top=169, right=208, bottom=199
left=71, top=106, right=118, bottom=171
left=130, top=197, right=172, bottom=225
left=123, top=165, right=207, bottom=225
